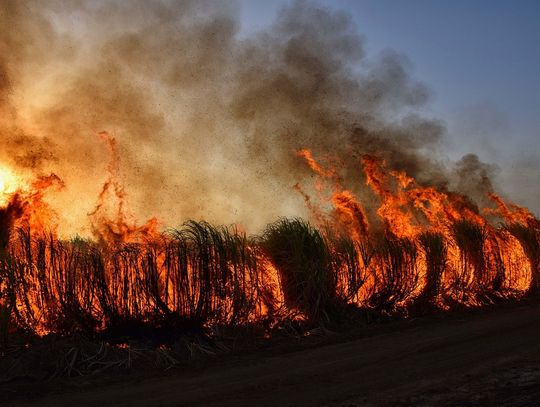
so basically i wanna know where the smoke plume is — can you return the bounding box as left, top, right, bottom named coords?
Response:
left=0, top=0, right=516, bottom=236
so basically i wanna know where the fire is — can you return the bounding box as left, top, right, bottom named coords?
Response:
left=1, top=1, right=538, bottom=346
left=295, top=148, right=535, bottom=306
left=0, top=167, right=20, bottom=205
left=0, top=138, right=538, bottom=339
left=89, top=132, right=160, bottom=244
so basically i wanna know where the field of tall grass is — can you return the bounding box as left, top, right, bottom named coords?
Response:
left=0, top=217, right=537, bottom=352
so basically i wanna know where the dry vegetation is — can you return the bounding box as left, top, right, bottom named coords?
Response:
left=0, top=216, right=538, bottom=355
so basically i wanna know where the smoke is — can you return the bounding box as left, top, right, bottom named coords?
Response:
left=0, top=0, right=517, bottom=236
left=453, top=153, right=499, bottom=208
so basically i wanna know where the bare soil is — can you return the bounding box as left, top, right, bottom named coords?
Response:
left=4, top=301, right=540, bottom=406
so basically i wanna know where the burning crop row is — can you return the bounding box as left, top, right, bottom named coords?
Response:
left=0, top=150, right=538, bottom=346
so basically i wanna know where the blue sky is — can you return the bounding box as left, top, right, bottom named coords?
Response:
left=239, top=0, right=540, bottom=208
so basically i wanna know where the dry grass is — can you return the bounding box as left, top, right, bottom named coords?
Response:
left=0, top=217, right=535, bottom=345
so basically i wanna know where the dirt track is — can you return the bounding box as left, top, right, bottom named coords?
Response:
left=8, top=302, right=540, bottom=406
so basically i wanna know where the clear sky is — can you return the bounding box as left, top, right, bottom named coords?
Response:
left=240, top=0, right=540, bottom=209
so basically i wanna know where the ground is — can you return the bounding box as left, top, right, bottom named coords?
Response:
left=3, top=301, right=540, bottom=406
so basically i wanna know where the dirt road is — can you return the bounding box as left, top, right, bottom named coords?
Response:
left=8, top=302, right=540, bottom=406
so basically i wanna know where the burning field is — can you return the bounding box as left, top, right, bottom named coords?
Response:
left=0, top=135, right=538, bottom=344
left=1, top=0, right=540, bottom=395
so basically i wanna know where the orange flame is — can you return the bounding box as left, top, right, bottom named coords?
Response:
left=89, top=132, right=159, bottom=244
